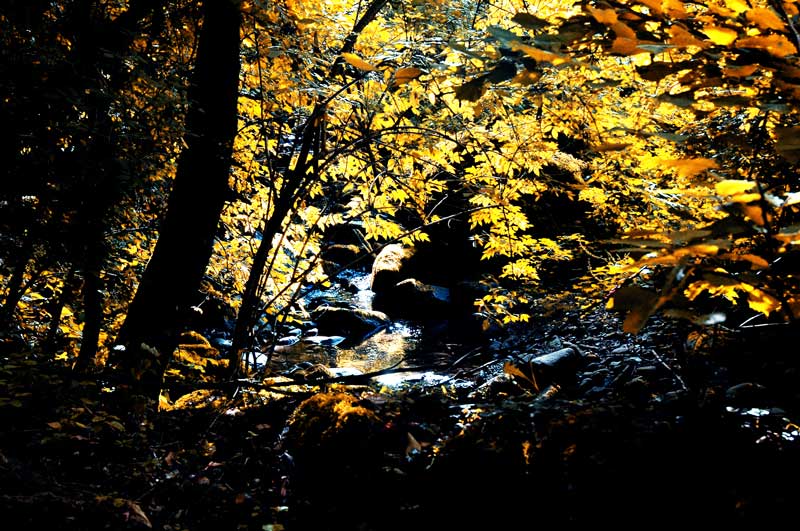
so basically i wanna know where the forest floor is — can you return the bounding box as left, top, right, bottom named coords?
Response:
left=3, top=295, right=800, bottom=530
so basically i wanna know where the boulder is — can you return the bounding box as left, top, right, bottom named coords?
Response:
left=320, top=243, right=362, bottom=276
left=374, top=278, right=451, bottom=319
left=370, top=243, right=415, bottom=293
left=311, top=305, right=390, bottom=341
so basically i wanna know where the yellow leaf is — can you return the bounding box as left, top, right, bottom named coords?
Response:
left=723, top=0, right=749, bottom=14
left=342, top=52, right=377, bottom=71
left=702, top=26, right=738, bottom=46
left=663, top=158, right=719, bottom=178
left=579, top=187, right=607, bottom=205
left=730, top=192, right=763, bottom=204
left=737, top=34, right=797, bottom=58
left=47, top=421, right=63, bottom=430
left=746, top=7, right=786, bottom=31
left=715, top=180, right=756, bottom=196
left=747, top=288, right=781, bottom=316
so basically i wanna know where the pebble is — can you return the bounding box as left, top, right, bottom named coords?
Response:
left=636, top=365, right=659, bottom=376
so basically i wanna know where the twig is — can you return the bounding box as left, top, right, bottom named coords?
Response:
left=650, top=349, right=687, bottom=391
left=450, top=347, right=483, bottom=369
left=430, top=358, right=503, bottom=388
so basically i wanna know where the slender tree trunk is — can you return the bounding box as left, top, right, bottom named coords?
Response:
left=44, top=268, right=77, bottom=356
left=115, top=0, right=242, bottom=401
left=75, top=241, right=104, bottom=371
left=228, top=0, right=389, bottom=373
left=0, top=231, right=35, bottom=326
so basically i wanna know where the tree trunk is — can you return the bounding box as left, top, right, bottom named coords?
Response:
left=66, top=0, right=160, bottom=372
left=44, top=268, right=77, bottom=356
left=0, top=231, right=35, bottom=327
left=115, top=0, right=242, bottom=401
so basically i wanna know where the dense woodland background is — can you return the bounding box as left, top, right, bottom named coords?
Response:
left=2, top=0, right=800, bottom=528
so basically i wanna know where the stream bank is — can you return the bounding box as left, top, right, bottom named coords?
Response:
left=3, top=285, right=800, bottom=529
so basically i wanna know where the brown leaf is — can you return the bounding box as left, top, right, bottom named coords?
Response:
left=405, top=432, right=422, bottom=456
left=775, top=126, right=800, bottom=162
left=455, top=77, right=487, bottom=101
left=746, top=7, right=786, bottom=31
left=636, top=61, right=694, bottom=82
left=611, top=37, right=647, bottom=55
left=607, top=286, right=658, bottom=312
left=503, top=361, right=539, bottom=392
left=587, top=6, right=618, bottom=25
left=124, top=501, right=152, bottom=528
left=737, top=34, right=797, bottom=58
left=663, top=157, right=718, bottom=178
left=594, top=142, right=632, bottom=152
left=390, top=67, right=423, bottom=88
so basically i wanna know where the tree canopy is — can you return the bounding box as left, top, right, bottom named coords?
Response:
left=2, top=0, right=800, bottom=525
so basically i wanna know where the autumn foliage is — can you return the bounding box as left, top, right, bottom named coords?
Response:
left=1, top=0, right=799, bottom=383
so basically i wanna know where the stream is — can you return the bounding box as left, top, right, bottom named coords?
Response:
left=259, top=270, right=455, bottom=387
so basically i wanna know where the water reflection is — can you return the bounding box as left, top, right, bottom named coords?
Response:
left=271, top=321, right=422, bottom=374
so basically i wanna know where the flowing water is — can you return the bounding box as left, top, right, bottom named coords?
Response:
left=266, top=270, right=452, bottom=385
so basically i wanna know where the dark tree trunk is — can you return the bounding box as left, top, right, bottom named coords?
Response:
left=66, top=1, right=160, bottom=372
left=115, top=0, right=242, bottom=401
left=0, top=231, right=35, bottom=326
left=44, top=268, right=77, bottom=356
left=75, top=240, right=104, bottom=371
